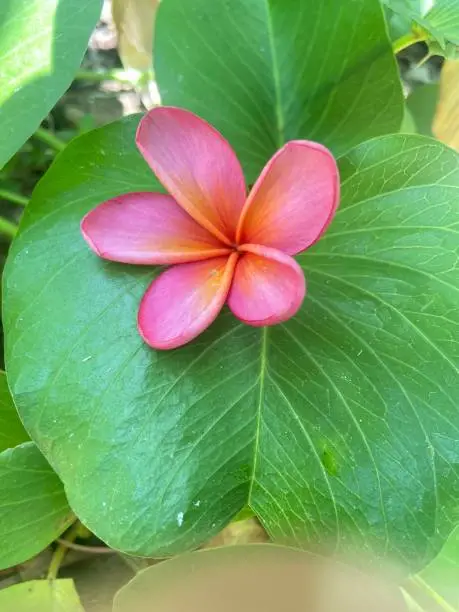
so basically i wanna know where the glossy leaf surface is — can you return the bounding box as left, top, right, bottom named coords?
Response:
left=4, top=117, right=459, bottom=569
left=155, top=0, right=404, bottom=180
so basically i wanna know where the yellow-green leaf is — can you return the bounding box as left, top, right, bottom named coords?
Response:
left=0, top=579, right=83, bottom=612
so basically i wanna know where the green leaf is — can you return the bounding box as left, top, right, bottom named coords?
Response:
left=114, top=545, right=407, bottom=612
left=0, top=370, right=28, bottom=452
left=422, top=0, right=459, bottom=48
left=384, top=0, right=459, bottom=57
left=400, top=107, right=417, bottom=133
left=0, top=442, right=74, bottom=569
left=4, top=117, right=459, bottom=568
left=232, top=506, right=256, bottom=522
left=416, top=526, right=459, bottom=609
left=155, top=0, right=404, bottom=181
left=0, top=0, right=103, bottom=169
left=0, top=579, right=84, bottom=612
left=406, top=84, right=439, bottom=137
left=0, top=371, right=71, bottom=569
left=384, top=5, right=417, bottom=42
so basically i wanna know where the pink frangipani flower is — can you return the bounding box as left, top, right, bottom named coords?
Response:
left=81, top=107, right=340, bottom=350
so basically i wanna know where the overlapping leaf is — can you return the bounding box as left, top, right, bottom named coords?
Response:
left=0, top=372, right=72, bottom=569
left=155, top=0, right=404, bottom=180
left=0, top=0, right=102, bottom=168
left=3, top=116, right=459, bottom=569
left=384, top=0, right=459, bottom=57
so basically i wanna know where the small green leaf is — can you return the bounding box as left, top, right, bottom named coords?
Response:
left=0, top=442, right=73, bottom=570
left=0, top=370, right=28, bottom=452
left=0, top=579, right=84, bottom=612
left=384, top=4, right=418, bottom=41
left=4, top=118, right=459, bottom=570
left=0, top=0, right=103, bottom=168
left=384, top=0, right=459, bottom=57
left=0, top=372, right=71, bottom=569
left=156, top=0, right=404, bottom=181
left=422, top=0, right=459, bottom=49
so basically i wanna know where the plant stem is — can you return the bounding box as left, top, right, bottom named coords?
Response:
left=47, top=522, right=82, bottom=580
left=0, top=216, right=18, bottom=239
left=56, top=539, right=115, bottom=554
left=0, top=189, right=29, bottom=207
left=392, top=31, right=429, bottom=54
left=76, top=68, right=142, bottom=86
left=407, top=576, right=457, bottom=612
left=33, top=127, right=66, bottom=152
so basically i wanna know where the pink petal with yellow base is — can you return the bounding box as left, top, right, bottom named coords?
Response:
left=138, top=253, right=239, bottom=350
left=228, top=244, right=306, bottom=327
left=136, top=107, right=247, bottom=245
left=81, top=192, right=231, bottom=265
left=237, top=141, right=339, bottom=255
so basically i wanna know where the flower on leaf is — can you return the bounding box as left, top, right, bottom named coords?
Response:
left=81, top=107, right=340, bottom=350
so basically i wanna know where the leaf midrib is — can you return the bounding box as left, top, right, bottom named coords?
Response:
left=248, top=327, right=268, bottom=505
left=263, top=0, right=285, bottom=148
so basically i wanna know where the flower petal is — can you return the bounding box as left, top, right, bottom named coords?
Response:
left=237, top=141, right=340, bottom=255
left=138, top=253, right=238, bottom=350
left=81, top=192, right=231, bottom=265
left=228, top=244, right=306, bottom=326
left=136, top=107, right=247, bottom=245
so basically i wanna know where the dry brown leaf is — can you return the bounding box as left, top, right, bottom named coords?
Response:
left=112, top=0, right=160, bottom=73
left=433, top=60, right=459, bottom=151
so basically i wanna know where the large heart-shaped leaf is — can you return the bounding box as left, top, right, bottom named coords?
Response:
left=0, top=372, right=72, bottom=569
left=0, top=0, right=102, bottom=168
left=155, top=0, right=404, bottom=180
left=4, top=118, right=459, bottom=569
